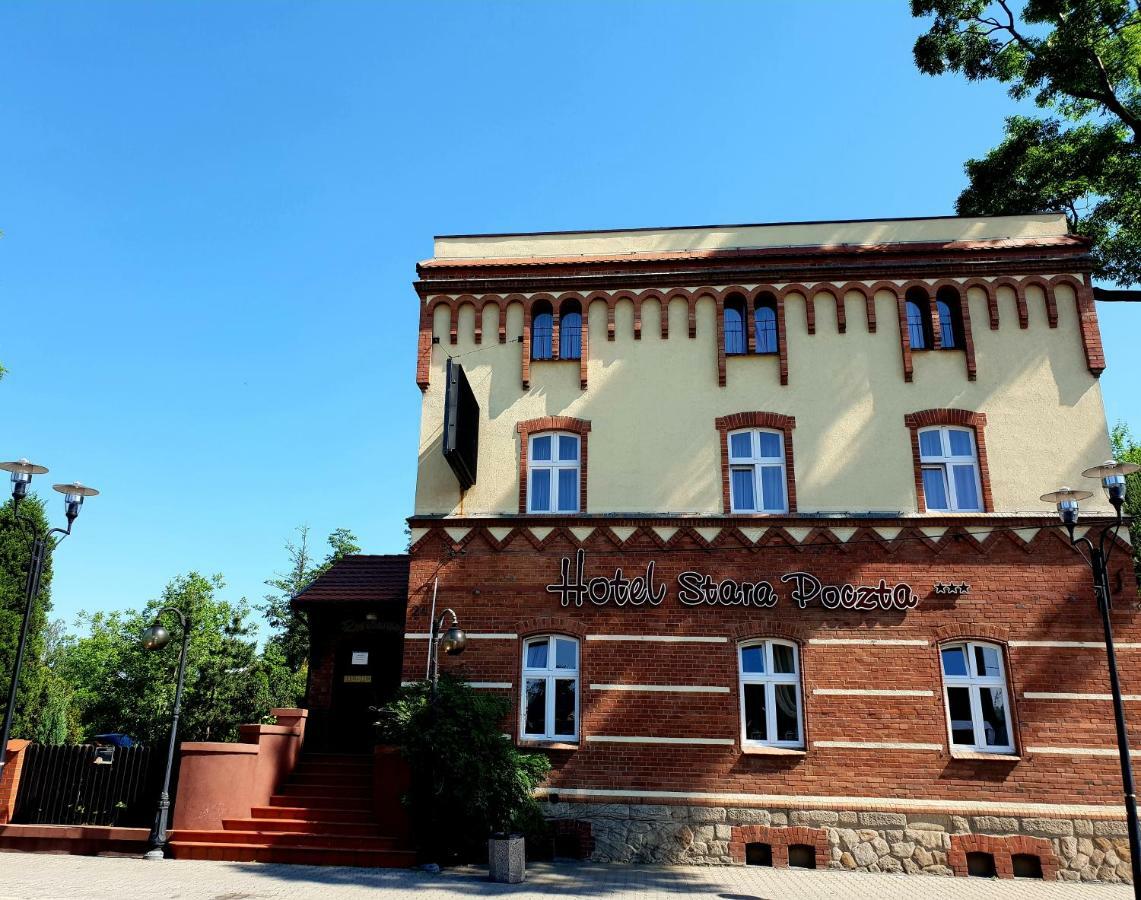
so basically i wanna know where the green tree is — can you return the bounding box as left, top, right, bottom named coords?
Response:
left=60, top=572, right=304, bottom=744
left=1111, top=421, right=1141, bottom=579
left=263, top=525, right=360, bottom=672
left=912, top=0, right=1141, bottom=284
left=0, top=495, right=54, bottom=740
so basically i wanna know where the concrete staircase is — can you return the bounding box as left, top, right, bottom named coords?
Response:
left=170, top=753, right=416, bottom=867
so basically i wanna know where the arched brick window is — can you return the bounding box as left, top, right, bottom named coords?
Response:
left=516, top=417, right=591, bottom=514
left=531, top=300, right=553, bottom=360
left=903, top=409, right=993, bottom=513
left=754, top=292, right=779, bottom=355
left=715, top=412, right=796, bottom=514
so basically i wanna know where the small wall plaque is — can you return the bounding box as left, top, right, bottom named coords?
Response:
left=343, top=674, right=373, bottom=684
left=351, top=651, right=369, bottom=666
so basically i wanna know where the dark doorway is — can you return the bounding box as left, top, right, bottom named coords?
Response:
left=330, top=632, right=400, bottom=750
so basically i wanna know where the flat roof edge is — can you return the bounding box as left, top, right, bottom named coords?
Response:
left=434, top=212, right=1065, bottom=241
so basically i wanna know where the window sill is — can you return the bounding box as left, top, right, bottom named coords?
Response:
left=741, top=745, right=806, bottom=757
left=949, top=749, right=1020, bottom=762
left=531, top=357, right=580, bottom=364
left=517, top=740, right=579, bottom=751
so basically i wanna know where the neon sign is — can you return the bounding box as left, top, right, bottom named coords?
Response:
left=546, top=549, right=920, bottom=611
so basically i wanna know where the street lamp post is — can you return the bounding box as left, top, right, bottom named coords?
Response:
left=428, top=608, right=466, bottom=700
left=0, top=459, right=98, bottom=780
left=1042, top=458, right=1141, bottom=897
left=140, top=607, right=192, bottom=860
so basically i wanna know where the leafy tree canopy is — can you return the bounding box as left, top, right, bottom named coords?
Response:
left=263, top=525, right=360, bottom=671
left=912, top=0, right=1141, bottom=284
left=59, top=571, right=303, bottom=744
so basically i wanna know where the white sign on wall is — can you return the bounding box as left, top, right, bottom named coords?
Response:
left=351, top=651, right=369, bottom=666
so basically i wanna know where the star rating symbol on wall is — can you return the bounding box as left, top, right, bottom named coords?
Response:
left=934, top=581, right=971, bottom=595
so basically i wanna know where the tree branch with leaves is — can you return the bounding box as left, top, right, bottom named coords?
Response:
left=912, top=0, right=1141, bottom=284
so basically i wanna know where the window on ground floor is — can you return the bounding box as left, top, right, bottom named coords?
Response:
left=939, top=640, right=1014, bottom=754
left=738, top=639, right=803, bottom=749
left=521, top=635, right=579, bottom=741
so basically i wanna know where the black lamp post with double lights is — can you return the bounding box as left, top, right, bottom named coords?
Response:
left=1041, top=458, right=1141, bottom=896
left=140, top=606, right=192, bottom=860
left=0, top=459, right=98, bottom=781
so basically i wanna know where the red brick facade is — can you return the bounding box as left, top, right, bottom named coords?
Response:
left=403, top=517, right=1138, bottom=810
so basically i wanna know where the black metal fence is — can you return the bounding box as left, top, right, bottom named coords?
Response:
left=13, top=744, right=162, bottom=827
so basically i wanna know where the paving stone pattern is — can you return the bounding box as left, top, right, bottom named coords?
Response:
left=0, top=856, right=1134, bottom=900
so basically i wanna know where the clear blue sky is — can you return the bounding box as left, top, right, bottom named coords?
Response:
left=2, top=2, right=1137, bottom=630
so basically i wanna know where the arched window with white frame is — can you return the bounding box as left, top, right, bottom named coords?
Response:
left=918, top=426, right=983, bottom=512
left=528, top=432, right=580, bottom=513
left=738, top=639, right=803, bottom=748
left=521, top=635, right=579, bottom=741
left=728, top=428, right=787, bottom=513
left=939, top=641, right=1014, bottom=754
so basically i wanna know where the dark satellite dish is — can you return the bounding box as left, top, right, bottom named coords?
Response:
left=443, top=358, right=479, bottom=490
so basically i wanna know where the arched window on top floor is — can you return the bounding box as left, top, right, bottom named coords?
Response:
left=724, top=294, right=747, bottom=356
left=558, top=299, right=582, bottom=360
left=936, top=286, right=965, bottom=351
left=754, top=293, right=778, bottom=354
left=531, top=300, right=553, bottom=360
left=905, top=287, right=933, bottom=350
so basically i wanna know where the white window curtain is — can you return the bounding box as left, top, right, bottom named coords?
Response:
left=918, top=426, right=983, bottom=512
left=728, top=428, right=787, bottom=513
left=528, top=433, right=580, bottom=513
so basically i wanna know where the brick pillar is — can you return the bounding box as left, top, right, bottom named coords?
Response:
left=0, top=739, right=32, bottom=824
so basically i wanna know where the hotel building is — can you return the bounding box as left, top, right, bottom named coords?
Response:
left=319, top=213, right=1139, bottom=881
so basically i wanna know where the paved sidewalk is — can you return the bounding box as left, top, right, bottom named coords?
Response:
left=0, top=855, right=1132, bottom=900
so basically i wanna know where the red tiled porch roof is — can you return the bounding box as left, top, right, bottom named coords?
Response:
left=291, top=554, right=409, bottom=607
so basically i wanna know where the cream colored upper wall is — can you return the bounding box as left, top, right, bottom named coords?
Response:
left=431, top=214, right=1069, bottom=261
left=414, top=276, right=1113, bottom=518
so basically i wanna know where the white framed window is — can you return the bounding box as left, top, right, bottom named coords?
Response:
left=728, top=428, right=787, bottom=513
left=528, top=432, right=579, bottom=513
left=940, top=641, right=1014, bottom=754
left=521, top=635, right=579, bottom=741
left=738, top=639, right=803, bottom=748
left=918, top=426, right=982, bottom=512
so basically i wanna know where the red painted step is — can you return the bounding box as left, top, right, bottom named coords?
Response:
left=278, top=783, right=368, bottom=798
left=222, top=818, right=383, bottom=837
left=168, top=841, right=417, bottom=867
left=176, top=829, right=401, bottom=850
left=269, top=794, right=373, bottom=811
left=285, top=772, right=374, bottom=787
left=298, top=754, right=373, bottom=766
left=250, top=806, right=376, bottom=823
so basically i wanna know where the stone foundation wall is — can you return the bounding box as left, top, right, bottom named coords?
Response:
left=540, top=801, right=1132, bottom=884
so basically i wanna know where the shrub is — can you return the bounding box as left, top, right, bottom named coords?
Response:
left=376, top=676, right=550, bottom=863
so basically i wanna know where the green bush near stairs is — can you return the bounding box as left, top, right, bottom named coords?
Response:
left=376, top=676, right=551, bottom=864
